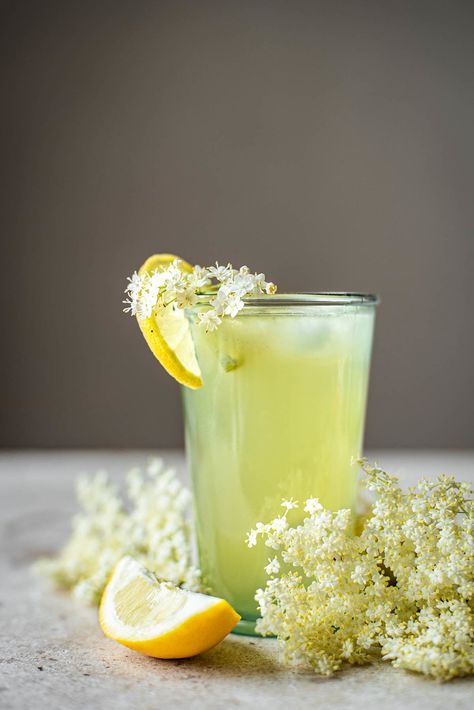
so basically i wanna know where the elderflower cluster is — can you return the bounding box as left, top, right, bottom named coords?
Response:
left=248, top=460, right=473, bottom=681
left=36, top=459, right=200, bottom=604
left=123, top=260, right=277, bottom=332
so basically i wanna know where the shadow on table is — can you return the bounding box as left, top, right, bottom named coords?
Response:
left=184, top=635, right=280, bottom=677
left=110, top=635, right=283, bottom=680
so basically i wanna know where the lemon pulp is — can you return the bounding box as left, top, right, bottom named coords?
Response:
left=99, top=557, right=240, bottom=658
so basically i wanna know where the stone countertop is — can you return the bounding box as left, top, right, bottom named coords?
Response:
left=0, top=450, right=473, bottom=710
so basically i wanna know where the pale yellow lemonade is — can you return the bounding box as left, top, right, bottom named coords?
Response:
left=182, top=294, right=376, bottom=632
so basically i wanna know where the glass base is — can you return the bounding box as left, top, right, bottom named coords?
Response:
left=231, top=618, right=262, bottom=636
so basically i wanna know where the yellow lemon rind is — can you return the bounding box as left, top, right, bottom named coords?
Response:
left=137, top=315, right=203, bottom=389
left=138, top=253, right=193, bottom=277
left=135, top=253, right=202, bottom=389
left=100, top=597, right=240, bottom=659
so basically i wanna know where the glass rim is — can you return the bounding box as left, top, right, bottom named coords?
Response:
left=193, top=292, right=380, bottom=308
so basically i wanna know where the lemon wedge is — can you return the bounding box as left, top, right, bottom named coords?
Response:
left=136, top=253, right=202, bottom=389
left=99, top=557, right=240, bottom=658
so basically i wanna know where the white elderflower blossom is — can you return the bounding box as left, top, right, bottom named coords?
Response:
left=223, top=292, right=245, bottom=318
left=175, top=287, right=198, bottom=309
left=36, top=459, right=201, bottom=604
left=248, top=459, right=473, bottom=681
left=207, top=262, right=233, bottom=282
left=265, top=557, right=281, bottom=576
left=123, top=259, right=277, bottom=331
left=304, top=497, right=323, bottom=515
left=198, top=310, right=222, bottom=333
left=246, top=529, right=258, bottom=548
left=187, top=265, right=211, bottom=290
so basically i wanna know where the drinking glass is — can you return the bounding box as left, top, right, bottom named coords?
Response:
left=182, top=293, right=378, bottom=635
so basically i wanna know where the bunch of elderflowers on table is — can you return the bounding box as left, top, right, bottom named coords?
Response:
left=123, top=258, right=276, bottom=332
left=37, top=459, right=200, bottom=604
left=247, top=459, right=474, bottom=681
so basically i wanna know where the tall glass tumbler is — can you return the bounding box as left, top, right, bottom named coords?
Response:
left=182, top=293, right=378, bottom=635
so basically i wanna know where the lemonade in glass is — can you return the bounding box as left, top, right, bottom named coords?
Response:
left=182, top=293, right=377, bottom=634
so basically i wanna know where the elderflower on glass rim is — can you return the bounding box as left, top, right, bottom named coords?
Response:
left=123, top=260, right=277, bottom=332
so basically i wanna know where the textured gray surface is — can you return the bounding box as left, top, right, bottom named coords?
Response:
left=0, top=450, right=473, bottom=709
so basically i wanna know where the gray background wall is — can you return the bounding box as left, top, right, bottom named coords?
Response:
left=1, top=0, right=473, bottom=449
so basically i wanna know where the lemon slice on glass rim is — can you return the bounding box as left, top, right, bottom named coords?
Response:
left=99, top=557, right=240, bottom=658
left=136, top=253, right=202, bottom=389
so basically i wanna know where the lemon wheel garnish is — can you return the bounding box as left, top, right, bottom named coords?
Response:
left=137, top=253, right=203, bottom=389
left=99, top=557, right=240, bottom=658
